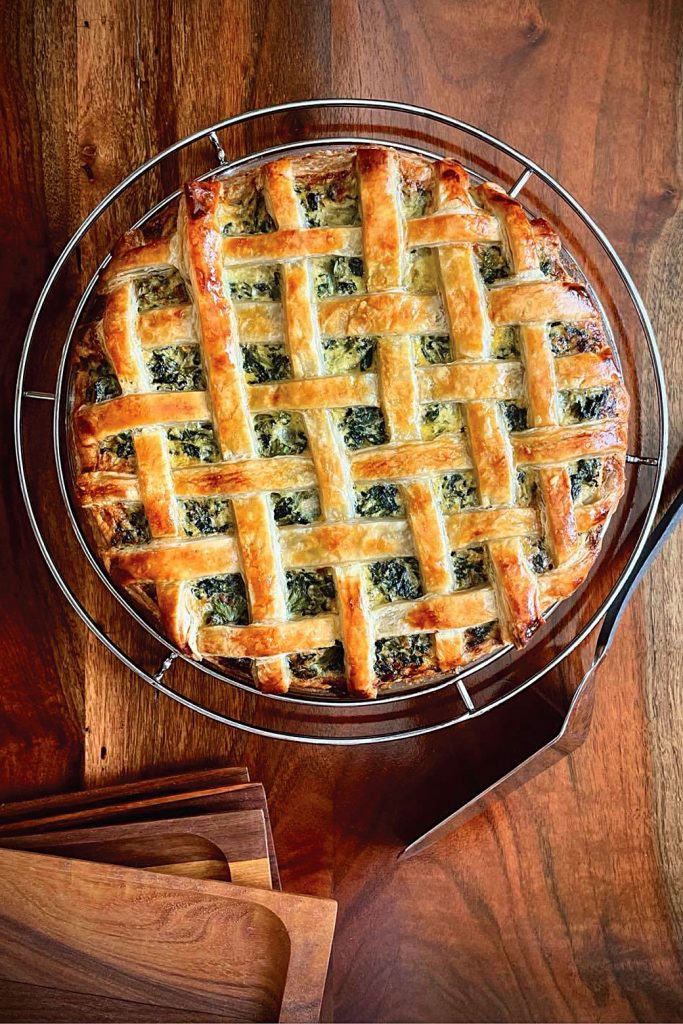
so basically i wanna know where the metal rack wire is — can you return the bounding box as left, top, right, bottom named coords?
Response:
left=14, top=99, right=668, bottom=744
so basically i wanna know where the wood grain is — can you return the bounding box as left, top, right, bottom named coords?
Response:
left=0, top=848, right=337, bottom=1023
left=0, top=769, right=281, bottom=890
left=2, top=808, right=273, bottom=888
left=1, top=1, right=682, bottom=1021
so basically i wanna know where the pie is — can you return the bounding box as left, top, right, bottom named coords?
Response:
left=70, top=145, right=629, bottom=698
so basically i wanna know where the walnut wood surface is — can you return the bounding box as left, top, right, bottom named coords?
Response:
left=1, top=2, right=682, bottom=1022
left=0, top=848, right=337, bottom=1023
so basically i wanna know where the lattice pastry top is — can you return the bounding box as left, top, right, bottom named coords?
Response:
left=70, top=146, right=629, bottom=698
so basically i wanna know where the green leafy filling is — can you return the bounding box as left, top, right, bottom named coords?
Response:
left=526, top=540, right=553, bottom=575
left=295, top=174, right=360, bottom=228
left=180, top=498, right=233, bottom=537
left=559, top=387, right=615, bottom=424
left=313, top=256, right=364, bottom=298
left=146, top=345, right=205, bottom=392
left=374, top=634, right=434, bottom=682
left=501, top=400, right=528, bottom=432
left=400, top=180, right=433, bottom=219
left=270, top=489, right=321, bottom=526
left=476, top=244, right=511, bottom=285
left=570, top=458, right=601, bottom=502
left=491, top=326, right=521, bottom=360
left=222, top=190, right=275, bottom=236
left=192, top=574, right=248, bottom=626
left=110, top=505, right=150, bottom=547
left=354, top=483, right=403, bottom=518
left=288, top=642, right=346, bottom=680
left=421, top=402, right=463, bottom=440
left=85, top=359, right=121, bottom=404
left=440, top=471, right=479, bottom=512
left=166, top=423, right=219, bottom=465
left=323, top=336, right=376, bottom=374
left=99, top=431, right=134, bottom=463
left=366, top=557, right=422, bottom=607
left=226, top=266, right=281, bottom=301
left=254, top=412, right=308, bottom=457
left=241, top=344, right=291, bottom=384
left=517, top=468, right=539, bottom=507
left=464, top=621, right=498, bottom=651
left=549, top=321, right=602, bottom=356
left=451, top=546, right=488, bottom=590
left=334, top=407, right=387, bottom=450
left=135, top=269, right=188, bottom=312
left=286, top=568, right=336, bottom=618
left=417, top=334, right=451, bottom=364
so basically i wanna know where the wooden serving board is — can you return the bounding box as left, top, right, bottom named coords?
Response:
left=0, top=769, right=281, bottom=889
left=0, top=848, right=336, bottom=1023
left=1, top=809, right=272, bottom=888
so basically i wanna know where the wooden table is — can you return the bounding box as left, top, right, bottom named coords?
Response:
left=2, top=2, right=682, bottom=1020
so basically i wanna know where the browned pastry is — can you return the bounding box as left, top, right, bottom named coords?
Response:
left=70, top=146, right=629, bottom=698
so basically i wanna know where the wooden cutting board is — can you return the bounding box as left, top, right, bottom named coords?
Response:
left=1, top=808, right=272, bottom=888
left=0, top=768, right=281, bottom=889
left=0, top=848, right=336, bottom=1023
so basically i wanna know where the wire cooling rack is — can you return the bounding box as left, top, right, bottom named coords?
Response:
left=15, top=99, right=668, bottom=744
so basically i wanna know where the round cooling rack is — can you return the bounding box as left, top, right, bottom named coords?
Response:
left=15, top=99, right=668, bottom=744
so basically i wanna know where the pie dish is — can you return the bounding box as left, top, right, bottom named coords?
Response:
left=69, top=145, right=629, bottom=699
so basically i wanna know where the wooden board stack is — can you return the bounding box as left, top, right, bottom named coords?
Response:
left=0, top=768, right=336, bottom=1023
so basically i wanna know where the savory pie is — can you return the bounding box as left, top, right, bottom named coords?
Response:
left=70, top=145, right=629, bottom=698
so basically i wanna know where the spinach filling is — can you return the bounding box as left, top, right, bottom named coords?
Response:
left=313, top=256, right=364, bottom=298
left=440, top=471, right=479, bottom=513
left=226, top=266, right=281, bottom=301
left=464, top=621, right=498, bottom=651
left=501, top=400, right=528, bottom=432
left=374, top=634, right=434, bottom=682
left=549, top=321, right=602, bottom=356
left=286, top=569, right=336, bottom=618
left=241, top=344, right=291, bottom=384
left=295, top=174, right=360, bottom=228
left=109, top=505, right=150, bottom=548
left=570, top=458, right=601, bottom=502
left=559, top=387, right=615, bottom=424
left=288, top=642, right=346, bottom=680
left=99, top=430, right=135, bottom=464
left=222, top=190, right=275, bottom=236
left=146, top=345, right=205, bottom=392
left=516, top=468, right=539, bottom=506
left=270, top=489, right=321, bottom=526
left=476, top=244, right=511, bottom=285
left=526, top=540, right=553, bottom=575
left=323, top=335, right=376, bottom=374
left=421, top=402, right=463, bottom=440
left=135, top=269, right=188, bottom=312
left=85, top=359, right=121, bottom=404
left=192, top=574, right=248, bottom=626
left=354, top=483, right=403, bottom=518
left=180, top=498, right=233, bottom=537
left=366, top=557, right=422, bottom=607
left=451, top=546, right=488, bottom=590
left=400, top=179, right=433, bottom=219
left=417, top=334, right=451, bottom=364
left=491, top=326, right=521, bottom=360
left=254, top=412, right=308, bottom=457
left=166, top=423, right=219, bottom=465
left=334, top=406, right=387, bottom=450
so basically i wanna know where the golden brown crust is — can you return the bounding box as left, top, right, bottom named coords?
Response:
left=70, top=144, right=630, bottom=698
